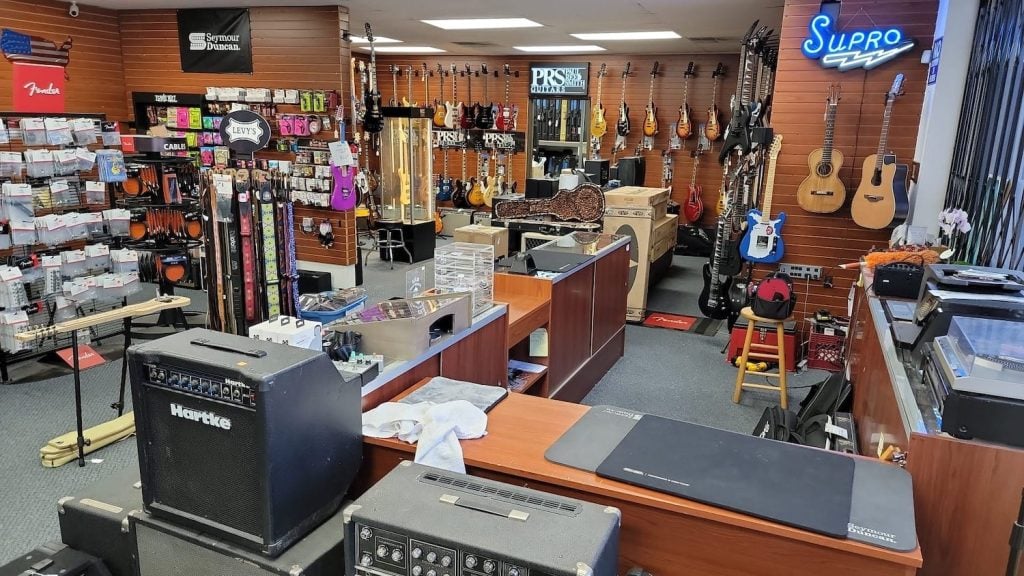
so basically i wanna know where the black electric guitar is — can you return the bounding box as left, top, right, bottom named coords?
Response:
left=462, top=64, right=477, bottom=130
left=615, top=62, right=632, bottom=149
left=718, top=22, right=769, bottom=164
left=475, top=63, right=495, bottom=129
left=699, top=188, right=737, bottom=320
left=362, top=24, right=384, bottom=133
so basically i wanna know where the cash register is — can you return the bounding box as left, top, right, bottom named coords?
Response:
left=923, top=316, right=1024, bottom=448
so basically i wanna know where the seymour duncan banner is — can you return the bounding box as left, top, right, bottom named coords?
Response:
left=529, top=62, right=590, bottom=96
left=177, top=9, right=253, bottom=73
left=12, top=63, right=65, bottom=112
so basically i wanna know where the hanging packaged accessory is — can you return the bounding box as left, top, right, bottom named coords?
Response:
left=750, top=272, right=796, bottom=320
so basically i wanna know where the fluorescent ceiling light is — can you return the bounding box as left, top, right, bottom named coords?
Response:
left=514, top=45, right=606, bottom=53
left=351, top=35, right=401, bottom=44
left=571, top=31, right=681, bottom=41
left=421, top=18, right=542, bottom=30
left=359, top=46, right=447, bottom=53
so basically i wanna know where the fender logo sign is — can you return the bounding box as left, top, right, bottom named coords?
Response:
left=12, top=63, right=66, bottom=112
left=24, top=81, right=61, bottom=96
left=802, top=13, right=916, bottom=71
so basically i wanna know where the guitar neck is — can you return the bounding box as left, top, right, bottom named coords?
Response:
left=822, top=104, right=837, bottom=165
left=763, top=154, right=780, bottom=217
left=739, top=51, right=754, bottom=105
left=875, top=100, right=895, bottom=171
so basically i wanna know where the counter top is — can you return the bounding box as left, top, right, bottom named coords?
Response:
left=866, top=296, right=931, bottom=438
left=527, top=233, right=630, bottom=284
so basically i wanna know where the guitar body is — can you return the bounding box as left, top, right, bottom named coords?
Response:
left=698, top=262, right=733, bottom=320
left=433, top=104, right=447, bottom=127
left=467, top=178, right=485, bottom=207
left=851, top=154, right=899, bottom=229
left=451, top=180, right=469, bottom=209
left=642, top=105, right=658, bottom=137
left=460, top=104, right=475, bottom=129
left=739, top=209, right=786, bottom=263
left=363, top=94, right=383, bottom=133
left=705, top=105, right=721, bottom=141
left=329, top=164, right=358, bottom=211
left=718, top=104, right=752, bottom=163
left=796, top=148, right=846, bottom=214
left=719, top=238, right=744, bottom=277
left=893, top=163, right=910, bottom=223
left=496, top=105, right=512, bottom=131
left=616, top=104, right=630, bottom=136
left=437, top=176, right=453, bottom=202
left=676, top=104, right=692, bottom=139
left=434, top=210, right=443, bottom=234
left=476, top=102, right=495, bottom=129
left=483, top=176, right=500, bottom=208
left=591, top=103, right=607, bottom=138
left=443, top=101, right=457, bottom=128
left=684, top=183, right=703, bottom=223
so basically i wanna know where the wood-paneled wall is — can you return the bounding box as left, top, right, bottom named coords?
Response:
left=767, top=0, right=937, bottom=315
left=374, top=54, right=738, bottom=213
left=117, top=6, right=356, bottom=266
left=0, top=0, right=128, bottom=120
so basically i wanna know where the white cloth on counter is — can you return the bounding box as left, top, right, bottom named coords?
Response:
left=362, top=400, right=488, bottom=474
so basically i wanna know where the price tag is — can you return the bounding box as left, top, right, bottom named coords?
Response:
left=329, top=140, right=356, bottom=167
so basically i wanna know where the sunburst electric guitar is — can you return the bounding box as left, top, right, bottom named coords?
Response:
left=642, top=61, right=659, bottom=137
left=704, top=63, right=725, bottom=142
left=676, top=61, right=695, bottom=140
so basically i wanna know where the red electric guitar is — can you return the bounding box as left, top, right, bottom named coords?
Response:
left=683, top=149, right=704, bottom=223
left=330, top=105, right=358, bottom=211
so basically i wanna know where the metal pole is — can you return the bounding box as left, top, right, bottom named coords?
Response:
left=71, top=330, right=86, bottom=467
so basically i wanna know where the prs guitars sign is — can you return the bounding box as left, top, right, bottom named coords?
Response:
left=529, top=62, right=590, bottom=96
left=802, top=13, right=916, bottom=71
left=219, top=109, right=271, bottom=153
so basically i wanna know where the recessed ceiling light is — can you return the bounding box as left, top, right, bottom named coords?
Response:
left=357, top=46, right=447, bottom=53
left=350, top=35, right=401, bottom=44
left=571, top=31, right=681, bottom=41
left=513, top=45, right=606, bottom=53
left=421, top=18, right=542, bottom=30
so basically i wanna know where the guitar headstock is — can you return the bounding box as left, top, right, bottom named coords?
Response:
left=768, top=134, right=783, bottom=161
left=650, top=61, right=659, bottom=77
left=684, top=61, right=695, bottom=78
left=741, top=20, right=759, bottom=43
left=887, top=73, right=906, bottom=101
left=465, top=63, right=475, bottom=77
left=389, top=64, right=398, bottom=76
left=597, top=63, right=607, bottom=78
left=827, top=83, right=841, bottom=107
left=422, top=62, right=429, bottom=78
left=437, top=62, right=445, bottom=76
left=364, top=23, right=374, bottom=44
left=450, top=63, right=457, bottom=76
left=622, top=62, right=632, bottom=78
left=480, top=63, right=488, bottom=76
left=712, top=63, right=726, bottom=78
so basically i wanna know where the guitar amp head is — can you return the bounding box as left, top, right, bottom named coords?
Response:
left=521, top=232, right=562, bottom=252
left=874, top=262, right=924, bottom=299
left=344, top=462, right=620, bottom=576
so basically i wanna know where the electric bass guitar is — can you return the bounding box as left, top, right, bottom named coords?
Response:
left=362, top=24, right=384, bottom=133
left=739, top=134, right=785, bottom=263
left=676, top=61, right=695, bottom=140
left=433, top=63, right=447, bottom=127
left=330, top=106, right=358, bottom=211
left=704, top=63, right=725, bottom=141
left=796, top=84, right=845, bottom=213
left=851, top=73, right=910, bottom=229
left=683, top=149, right=704, bottom=223
left=642, top=61, right=659, bottom=137
left=591, top=63, right=608, bottom=138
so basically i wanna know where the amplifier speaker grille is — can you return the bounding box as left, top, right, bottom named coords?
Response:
left=136, top=523, right=270, bottom=576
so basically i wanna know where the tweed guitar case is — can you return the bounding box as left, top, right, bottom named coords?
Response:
left=493, top=183, right=605, bottom=223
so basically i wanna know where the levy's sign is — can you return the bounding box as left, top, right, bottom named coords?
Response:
left=529, top=62, right=590, bottom=96
left=219, top=109, right=271, bottom=154
left=801, top=13, right=916, bottom=72
left=12, top=63, right=65, bottom=112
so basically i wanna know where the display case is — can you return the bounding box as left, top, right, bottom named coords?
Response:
left=378, top=107, right=434, bottom=224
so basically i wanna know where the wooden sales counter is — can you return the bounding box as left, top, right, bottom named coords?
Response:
left=849, top=286, right=1024, bottom=575
left=356, top=378, right=922, bottom=576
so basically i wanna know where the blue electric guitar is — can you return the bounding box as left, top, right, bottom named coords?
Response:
left=740, top=135, right=785, bottom=263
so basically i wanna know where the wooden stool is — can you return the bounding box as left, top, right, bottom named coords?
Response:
left=732, top=306, right=790, bottom=409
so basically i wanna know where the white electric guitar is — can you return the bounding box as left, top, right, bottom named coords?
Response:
left=739, top=135, right=785, bottom=263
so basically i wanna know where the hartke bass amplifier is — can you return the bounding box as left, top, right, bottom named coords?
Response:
left=131, top=507, right=345, bottom=576
left=128, top=328, right=362, bottom=557
left=344, top=461, right=620, bottom=576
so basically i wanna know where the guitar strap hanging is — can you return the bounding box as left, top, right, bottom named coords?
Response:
left=259, top=176, right=281, bottom=318
left=285, top=201, right=300, bottom=316
left=238, top=176, right=257, bottom=324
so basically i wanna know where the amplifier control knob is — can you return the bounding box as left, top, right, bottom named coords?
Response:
left=391, top=549, right=403, bottom=562
left=440, top=555, right=452, bottom=567
left=412, top=547, right=422, bottom=559
left=508, top=568, right=520, bottom=576
left=359, top=527, right=372, bottom=540
left=377, top=545, right=388, bottom=558
left=426, top=570, right=436, bottom=576
left=168, top=373, right=179, bottom=386
left=412, top=567, right=422, bottom=576
left=426, top=552, right=437, bottom=563
left=360, top=554, right=372, bottom=567
left=465, top=555, right=478, bottom=569
left=483, top=560, right=496, bottom=574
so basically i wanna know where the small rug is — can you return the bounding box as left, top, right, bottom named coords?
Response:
left=643, top=312, right=723, bottom=336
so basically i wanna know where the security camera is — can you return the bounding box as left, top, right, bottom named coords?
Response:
left=68, top=1, right=79, bottom=17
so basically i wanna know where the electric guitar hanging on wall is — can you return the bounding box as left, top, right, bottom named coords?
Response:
left=462, top=64, right=477, bottom=130
left=452, top=146, right=470, bottom=208
left=676, top=61, right=696, bottom=140
left=330, top=105, right=358, bottom=211
left=445, top=63, right=459, bottom=129
left=614, top=62, right=632, bottom=151
left=699, top=184, right=736, bottom=320
left=851, top=73, right=910, bottom=229
left=683, top=149, right=704, bottom=223
left=433, top=63, right=447, bottom=127
left=739, top=134, right=785, bottom=262
left=437, top=146, right=453, bottom=202
left=797, top=84, right=845, bottom=213
left=719, top=22, right=770, bottom=164
left=362, top=24, right=384, bottom=133
left=475, top=63, right=495, bottom=129
left=590, top=63, right=608, bottom=139
left=642, top=61, right=660, bottom=138
left=495, top=64, right=518, bottom=132
left=704, top=63, right=725, bottom=142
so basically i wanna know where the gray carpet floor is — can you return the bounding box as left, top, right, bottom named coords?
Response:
left=0, top=251, right=827, bottom=562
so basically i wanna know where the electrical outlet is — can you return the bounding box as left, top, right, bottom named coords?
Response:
left=779, top=263, right=822, bottom=281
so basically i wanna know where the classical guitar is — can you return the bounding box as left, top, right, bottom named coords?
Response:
left=467, top=148, right=486, bottom=207
left=445, top=63, right=459, bottom=129
left=740, top=134, right=785, bottom=263
left=496, top=64, right=518, bottom=132
left=462, top=64, right=477, bottom=130
left=683, top=149, right=704, bottom=223
left=676, top=61, right=695, bottom=140
left=615, top=62, right=632, bottom=150
left=361, top=24, right=384, bottom=133
left=433, top=63, right=447, bottom=127
left=591, top=63, right=609, bottom=139
left=475, top=63, right=495, bottom=129
left=493, top=183, right=605, bottom=222
left=851, top=73, right=909, bottom=230
left=452, top=146, right=470, bottom=208
left=642, top=61, right=660, bottom=137
left=436, top=146, right=453, bottom=202
left=797, top=84, right=846, bottom=213
left=330, top=105, right=358, bottom=211
left=704, top=63, right=725, bottom=141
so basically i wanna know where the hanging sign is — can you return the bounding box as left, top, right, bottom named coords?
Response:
left=801, top=13, right=916, bottom=72
left=219, top=109, right=271, bottom=153
left=176, top=9, right=253, bottom=73
left=529, top=62, right=590, bottom=96
left=11, top=63, right=65, bottom=112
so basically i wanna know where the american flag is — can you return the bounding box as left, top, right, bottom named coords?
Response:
left=1, top=29, right=72, bottom=66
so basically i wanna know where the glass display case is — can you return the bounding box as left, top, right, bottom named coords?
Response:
left=378, top=107, right=434, bottom=224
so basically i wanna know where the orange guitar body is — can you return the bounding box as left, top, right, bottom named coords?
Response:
left=705, top=105, right=722, bottom=141
left=676, top=104, right=692, bottom=139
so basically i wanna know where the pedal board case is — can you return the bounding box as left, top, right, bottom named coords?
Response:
left=58, top=467, right=142, bottom=576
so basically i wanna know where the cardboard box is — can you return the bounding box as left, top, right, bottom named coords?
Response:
left=603, top=213, right=657, bottom=322
left=453, top=224, right=510, bottom=259
left=651, top=215, right=678, bottom=261
left=604, top=202, right=667, bottom=222
left=603, top=186, right=671, bottom=207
